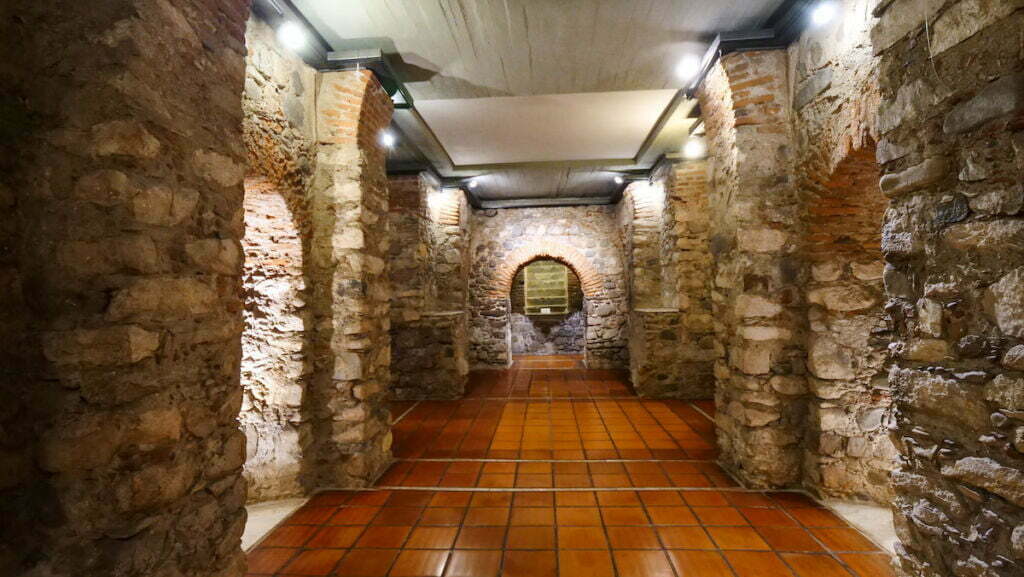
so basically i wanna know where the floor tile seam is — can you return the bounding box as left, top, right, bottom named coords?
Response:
left=769, top=500, right=885, bottom=577
left=390, top=401, right=421, bottom=426
left=394, top=458, right=720, bottom=463
left=687, top=401, right=716, bottom=425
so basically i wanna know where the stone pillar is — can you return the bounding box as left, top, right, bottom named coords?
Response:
left=0, top=1, right=250, bottom=576
left=628, top=160, right=717, bottom=399
left=388, top=173, right=469, bottom=400
left=871, top=2, right=1024, bottom=575
left=698, top=51, right=807, bottom=488
left=309, top=70, right=393, bottom=487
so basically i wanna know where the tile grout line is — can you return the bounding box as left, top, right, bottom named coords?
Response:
left=390, top=400, right=421, bottom=426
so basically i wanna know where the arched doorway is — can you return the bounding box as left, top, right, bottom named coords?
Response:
left=803, top=141, right=895, bottom=503
left=509, top=258, right=587, bottom=358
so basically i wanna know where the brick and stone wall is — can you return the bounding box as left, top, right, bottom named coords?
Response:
left=468, top=207, right=628, bottom=368
left=698, top=51, right=808, bottom=488
left=307, top=69, right=394, bottom=488
left=387, top=173, right=469, bottom=400
left=871, top=1, right=1024, bottom=575
left=239, top=17, right=316, bottom=503
left=0, top=1, right=252, bottom=575
left=788, top=0, right=896, bottom=503
left=622, top=163, right=718, bottom=398
left=509, top=264, right=586, bottom=355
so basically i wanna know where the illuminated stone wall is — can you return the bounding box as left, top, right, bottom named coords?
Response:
left=468, top=206, right=628, bottom=368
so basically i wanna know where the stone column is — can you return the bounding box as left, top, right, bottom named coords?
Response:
left=872, top=1, right=1024, bottom=575
left=1, top=1, right=250, bottom=576
left=697, top=51, right=807, bottom=488
left=309, top=70, right=393, bottom=487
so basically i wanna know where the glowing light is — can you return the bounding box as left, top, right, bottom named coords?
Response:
left=614, top=175, right=624, bottom=185
left=811, top=2, right=837, bottom=25
left=468, top=179, right=479, bottom=190
left=683, top=138, right=706, bottom=159
left=380, top=130, right=396, bottom=147
left=675, top=54, right=703, bottom=83
left=277, top=21, right=308, bottom=52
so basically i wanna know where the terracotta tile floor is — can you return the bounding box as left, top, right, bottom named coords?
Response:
left=248, top=358, right=894, bottom=577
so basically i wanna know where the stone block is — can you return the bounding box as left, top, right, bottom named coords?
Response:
left=43, top=325, right=160, bottom=366
left=987, top=267, right=1024, bottom=338
left=985, top=374, right=1024, bottom=410
left=941, top=457, right=1024, bottom=507
left=879, top=158, right=947, bottom=197
left=107, top=277, right=218, bottom=322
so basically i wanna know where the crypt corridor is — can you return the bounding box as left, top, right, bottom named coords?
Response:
left=2, top=1, right=1023, bottom=577
left=246, top=360, right=893, bottom=577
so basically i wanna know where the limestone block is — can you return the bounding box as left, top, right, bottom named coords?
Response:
left=985, top=374, right=1024, bottom=410
left=945, top=71, right=1024, bottom=131
left=193, top=149, right=245, bottom=186
left=943, top=220, right=1024, bottom=255
left=736, top=228, right=788, bottom=253
left=133, top=186, right=199, bottom=226
left=879, top=158, right=947, bottom=197
left=43, top=325, right=160, bottom=366
left=134, top=408, right=183, bottom=446
left=107, top=277, right=218, bottom=321
left=91, top=120, right=161, bottom=158
left=916, top=298, right=944, bottom=337
left=987, top=267, right=1024, bottom=338
left=808, top=335, right=856, bottom=380
left=902, top=338, right=950, bottom=362
left=1003, top=345, right=1024, bottom=370
left=891, top=368, right=990, bottom=430
left=126, top=461, right=196, bottom=511
left=811, top=262, right=842, bottom=282
left=730, top=343, right=773, bottom=375
left=941, top=457, right=1024, bottom=507
left=75, top=169, right=131, bottom=206
left=738, top=325, right=792, bottom=341
left=38, top=414, right=125, bottom=472
left=932, top=3, right=1022, bottom=57
left=187, top=238, right=241, bottom=275
left=808, top=285, right=876, bottom=312
left=851, top=261, right=884, bottom=281
left=735, top=294, right=782, bottom=318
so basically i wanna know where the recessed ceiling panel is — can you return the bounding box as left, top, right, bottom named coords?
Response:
left=417, top=90, right=676, bottom=166
left=292, top=0, right=786, bottom=99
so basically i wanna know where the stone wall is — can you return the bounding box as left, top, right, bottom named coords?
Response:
left=623, top=162, right=717, bottom=398
left=698, top=51, right=808, bottom=488
left=307, top=69, right=394, bottom=488
left=509, top=264, right=586, bottom=355
left=468, top=206, right=628, bottom=368
left=871, top=1, right=1024, bottom=575
left=387, top=173, right=469, bottom=399
left=239, top=17, right=316, bottom=503
left=0, top=1, right=251, bottom=575
left=788, top=0, right=896, bottom=503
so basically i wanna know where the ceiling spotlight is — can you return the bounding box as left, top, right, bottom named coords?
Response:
left=614, top=175, right=624, bottom=185
left=811, top=2, right=837, bottom=25
left=683, top=138, right=706, bottom=159
left=468, top=179, right=479, bottom=190
left=277, top=21, right=308, bottom=52
left=380, top=130, right=396, bottom=148
left=675, top=54, right=703, bottom=83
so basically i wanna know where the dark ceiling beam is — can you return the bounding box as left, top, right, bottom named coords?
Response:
left=685, top=0, right=816, bottom=98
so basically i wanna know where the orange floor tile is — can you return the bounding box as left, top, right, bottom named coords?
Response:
left=247, top=362, right=893, bottom=577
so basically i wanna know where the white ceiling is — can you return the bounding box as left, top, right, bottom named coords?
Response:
left=417, top=90, right=676, bottom=166
left=293, top=0, right=784, bottom=99
left=289, top=0, right=785, bottom=200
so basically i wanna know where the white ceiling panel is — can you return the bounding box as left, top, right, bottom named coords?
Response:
left=417, top=90, right=676, bottom=165
left=292, top=0, right=785, bottom=99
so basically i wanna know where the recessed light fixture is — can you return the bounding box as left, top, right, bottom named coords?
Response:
left=277, top=21, right=308, bottom=52
left=683, top=138, right=707, bottom=159
left=811, top=1, right=837, bottom=25
left=614, top=175, right=624, bottom=185
left=380, top=130, right=396, bottom=147
left=675, top=54, right=703, bottom=83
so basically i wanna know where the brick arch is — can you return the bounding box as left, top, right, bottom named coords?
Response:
left=488, top=242, right=606, bottom=300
